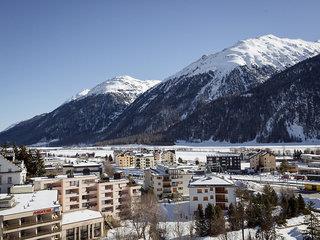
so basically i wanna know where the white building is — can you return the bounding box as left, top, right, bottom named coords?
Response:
left=144, top=164, right=194, bottom=199
left=189, top=175, right=236, bottom=213
left=0, top=155, right=27, bottom=194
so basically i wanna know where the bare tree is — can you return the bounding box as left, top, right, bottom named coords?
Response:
left=127, top=193, right=162, bottom=240
left=187, top=219, right=196, bottom=240
left=173, top=202, right=185, bottom=240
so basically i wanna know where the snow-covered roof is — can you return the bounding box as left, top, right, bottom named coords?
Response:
left=189, top=175, right=234, bottom=187
left=62, top=209, right=102, bottom=225
left=0, top=190, right=59, bottom=216
left=71, top=161, right=101, bottom=167
left=207, top=153, right=240, bottom=157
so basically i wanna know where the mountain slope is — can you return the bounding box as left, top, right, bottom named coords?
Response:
left=0, top=76, right=160, bottom=146
left=103, top=35, right=320, bottom=141
left=166, top=54, right=320, bottom=143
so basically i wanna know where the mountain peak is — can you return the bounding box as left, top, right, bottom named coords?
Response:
left=70, top=75, right=160, bottom=102
left=167, top=35, right=320, bottom=80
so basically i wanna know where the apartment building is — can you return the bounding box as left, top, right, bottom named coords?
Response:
left=0, top=188, right=62, bottom=240
left=32, top=174, right=141, bottom=219
left=115, top=152, right=155, bottom=169
left=249, top=151, right=276, bottom=172
left=135, top=154, right=155, bottom=169
left=206, top=153, right=241, bottom=173
left=144, top=164, right=193, bottom=199
left=160, top=150, right=176, bottom=165
left=0, top=155, right=27, bottom=193
left=189, top=175, right=236, bottom=213
left=115, top=152, right=135, bottom=168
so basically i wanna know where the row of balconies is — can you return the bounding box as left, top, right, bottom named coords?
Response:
left=3, top=223, right=61, bottom=239
left=3, top=214, right=61, bottom=232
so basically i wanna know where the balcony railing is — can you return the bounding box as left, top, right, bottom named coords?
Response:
left=4, top=216, right=62, bottom=232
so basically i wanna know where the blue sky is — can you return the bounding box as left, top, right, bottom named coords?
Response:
left=1, top=0, right=320, bottom=131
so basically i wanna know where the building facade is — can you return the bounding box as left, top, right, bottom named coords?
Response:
left=249, top=152, right=276, bottom=172
left=62, top=209, right=103, bottom=240
left=206, top=154, right=241, bottom=173
left=189, top=175, right=236, bottom=213
left=0, top=155, right=27, bottom=194
left=160, top=150, right=176, bottom=165
left=144, top=164, right=193, bottom=199
left=32, top=174, right=141, bottom=219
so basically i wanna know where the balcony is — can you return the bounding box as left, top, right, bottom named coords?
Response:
left=3, top=222, right=21, bottom=231
left=37, top=227, right=61, bottom=237
left=215, top=196, right=228, bottom=203
left=215, top=188, right=228, bottom=194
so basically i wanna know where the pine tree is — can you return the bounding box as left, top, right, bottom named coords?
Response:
left=279, top=160, right=289, bottom=174
left=195, top=205, right=207, bottom=237
left=288, top=196, right=298, bottom=218
left=304, top=203, right=320, bottom=240
left=257, top=200, right=276, bottom=240
left=262, top=184, right=278, bottom=206
left=204, top=203, right=214, bottom=236
left=34, top=150, right=45, bottom=177
left=212, top=205, right=225, bottom=236
left=228, top=203, right=241, bottom=231
left=297, top=194, right=306, bottom=214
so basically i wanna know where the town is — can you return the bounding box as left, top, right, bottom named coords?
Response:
left=1, top=145, right=320, bottom=239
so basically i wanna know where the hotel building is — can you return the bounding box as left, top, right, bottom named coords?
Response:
left=0, top=188, right=62, bottom=240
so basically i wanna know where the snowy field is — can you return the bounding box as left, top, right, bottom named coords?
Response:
left=36, top=143, right=320, bottom=160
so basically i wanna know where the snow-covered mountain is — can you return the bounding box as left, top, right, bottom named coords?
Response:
left=103, top=35, right=320, bottom=143
left=166, top=34, right=320, bottom=102
left=69, top=75, right=160, bottom=103
left=166, top=53, right=320, bottom=143
left=0, top=76, right=159, bottom=146
left=169, top=34, right=320, bottom=80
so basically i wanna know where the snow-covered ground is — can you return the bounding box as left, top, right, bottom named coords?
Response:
left=105, top=214, right=310, bottom=240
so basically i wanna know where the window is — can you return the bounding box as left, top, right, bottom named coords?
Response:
left=205, top=189, right=208, bottom=193
left=193, top=196, right=198, bottom=201
left=69, top=181, right=78, bottom=186
left=7, top=177, right=12, bottom=184
left=0, top=176, right=2, bottom=184
left=197, top=189, right=202, bottom=193
left=210, top=195, right=214, bottom=199
left=203, top=196, right=208, bottom=201
left=210, top=187, right=213, bottom=191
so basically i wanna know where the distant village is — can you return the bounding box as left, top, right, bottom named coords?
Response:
left=1, top=145, right=320, bottom=239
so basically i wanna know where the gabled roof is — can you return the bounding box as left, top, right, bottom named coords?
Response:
left=0, top=155, right=23, bottom=172
left=189, top=175, right=234, bottom=187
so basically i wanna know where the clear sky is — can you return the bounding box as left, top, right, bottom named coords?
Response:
left=1, top=0, right=320, bottom=131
